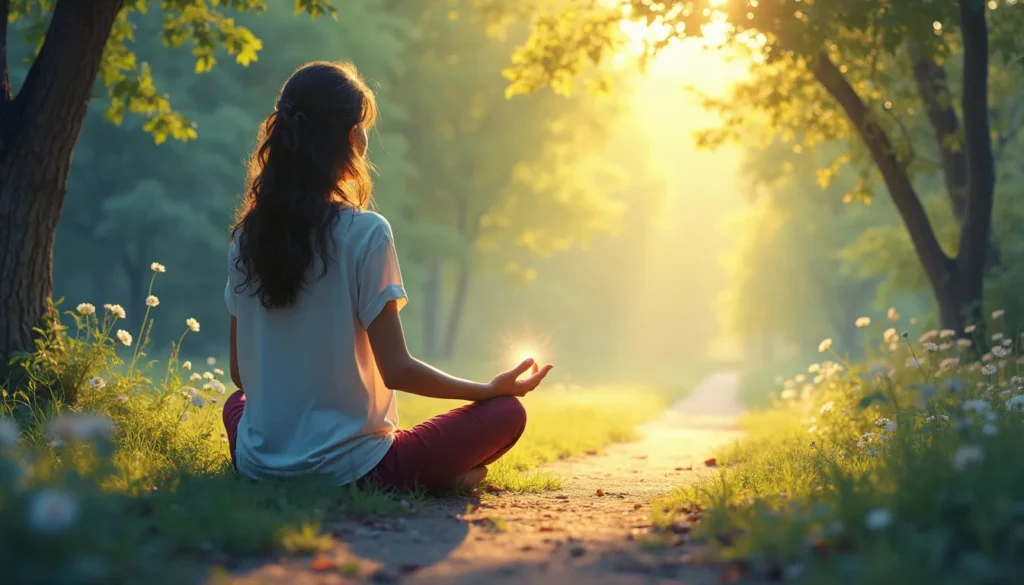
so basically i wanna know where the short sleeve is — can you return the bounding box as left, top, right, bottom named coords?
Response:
left=224, top=240, right=240, bottom=316
left=356, top=221, right=408, bottom=329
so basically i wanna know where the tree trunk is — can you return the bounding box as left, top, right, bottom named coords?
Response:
left=421, top=259, right=442, bottom=359
left=440, top=259, right=472, bottom=360
left=0, top=0, right=125, bottom=372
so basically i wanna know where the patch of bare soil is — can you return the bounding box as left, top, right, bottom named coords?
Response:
left=220, top=371, right=755, bottom=585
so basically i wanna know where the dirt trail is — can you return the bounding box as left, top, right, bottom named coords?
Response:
left=225, top=371, right=747, bottom=585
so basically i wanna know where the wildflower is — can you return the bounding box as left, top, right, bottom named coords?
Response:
left=939, top=342, right=953, bottom=351
left=965, top=325, right=977, bottom=334
left=190, top=373, right=202, bottom=382
left=993, top=332, right=1005, bottom=342
left=145, top=295, right=159, bottom=308
left=875, top=418, right=897, bottom=433
left=182, top=360, right=192, bottom=371
left=104, top=304, right=126, bottom=320
left=940, top=357, right=960, bottom=370
left=186, top=318, right=200, bottom=333
left=887, top=307, right=900, bottom=321
left=920, top=330, right=938, bottom=342
left=150, top=262, right=166, bottom=273
left=992, top=309, right=1005, bottom=320
left=115, top=393, right=129, bottom=403
left=808, top=425, right=818, bottom=434
left=0, top=417, right=20, bottom=447
left=963, top=400, right=991, bottom=413
left=203, top=380, right=227, bottom=394
left=952, top=445, right=984, bottom=471
left=855, top=317, right=871, bottom=328
left=207, top=357, right=217, bottom=366
left=982, top=364, right=998, bottom=376
left=983, top=423, right=998, bottom=437
left=820, top=401, right=834, bottom=414
left=957, top=338, right=973, bottom=348
left=813, top=375, right=824, bottom=385
left=883, top=328, right=898, bottom=344
left=213, top=368, right=225, bottom=377
left=808, top=364, right=821, bottom=374
left=865, top=508, right=893, bottom=530
left=179, top=414, right=188, bottom=422
left=76, top=303, right=96, bottom=315
left=116, top=330, right=132, bottom=346
left=924, top=342, right=939, bottom=353
left=1003, top=338, right=1013, bottom=347
left=88, top=376, right=105, bottom=389
left=1006, top=395, right=1024, bottom=412
left=906, top=357, right=923, bottom=369
left=795, top=374, right=806, bottom=384
left=202, top=372, right=215, bottom=381
left=781, top=389, right=797, bottom=400
left=993, top=346, right=1009, bottom=358
left=910, top=317, right=918, bottom=325
left=818, top=338, right=833, bottom=352
left=939, top=329, right=956, bottom=339
left=28, top=489, right=80, bottom=535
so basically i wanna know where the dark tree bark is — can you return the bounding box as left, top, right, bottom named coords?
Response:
left=0, top=0, right=125, bottom=372
left=812, top=0, right=995, bottom=333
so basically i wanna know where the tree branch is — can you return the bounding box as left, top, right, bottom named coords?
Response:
left=14, top=0, right=124, bottom=146
left=812, top=51, right=952, bottom=296
left=956, top=0, right=996, bottom=286
left=908, top=45, right=968, bottom=220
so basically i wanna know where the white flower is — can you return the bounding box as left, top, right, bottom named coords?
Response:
left=820, top=401, right=834, bottom=414
left=957, top=338, right=973, bottom=348
left=965, top=325, right=977, bottom=334
left=924, top=342, right=939, bottom=353
left=150, top=262, right=166, bottom=273
left=116, top=329, right=132, bottom=347
left=0, top=417, right=21, bottom=447
left=186, top=318, right=200, bottom=333
left=865, top=508, right=893, bottom=530
left=189, top=373, right=202, bottom=382
left=952, top=444, right=984, bottom=471
left=145, top=295, right=159, bottom=308
left=883, top=328, right=898, bottom=344
left=992, top=332, right=1004, bottom=341
left=76, top=303, right=96, bottom=316
left=920, top=330, right=938, bottom=342
left=939, top=342, right=952, bottom=351
left=993, top=346, right=1009, bottom=358
left=940, top=357, right=960, bottom=369
left=808, top=364, right=821, bottom=374
left=983, top=423, right=998, bottom=437
left=203, top=380, right=227, bottom=394
left=1002, top=338, right=1013, bottom=347
left=992, top=309, right=1005, bottom=320
left=887, top=307, right=900, bottom=321
left=115, top=393, right=129, bottom=403
left=982, top=364, right=998, bottom=376
left=781, top=389, right=797, bottom=400
left=795, top=374, right=806, bottom=383
left=202, top=372, right=215, bottom=381
left=855, top=317, right=871, bottom=328
left=875, top=418, right=897, bottom=433
left=182, top=361, right=192, bottom=371
left=104, top=304, right=126, bottom=320
left=88, top=376, right=105, bottom=389
left=818, top=338, right=833, bottom=352
left=207, top=357, right=217, bottom=366
left=28, top=489, right=80, bottom=535
left=939, top=329, right=956, bottom=339
left=213, top=368, right=225, bottom=377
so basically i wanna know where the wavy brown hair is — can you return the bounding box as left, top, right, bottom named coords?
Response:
left=232, top=61, right=378, bottom=309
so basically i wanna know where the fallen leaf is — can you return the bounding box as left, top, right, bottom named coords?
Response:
left=596, top=489, right=605, bottom=497
left=704, top=458, right=718, bottom=467
left=633, top=503, right=643, bottom=510
left=310, top=555, right=335, bottom=572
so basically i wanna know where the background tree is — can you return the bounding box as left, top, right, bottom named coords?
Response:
left=491, top=0, right=1024, bottom=332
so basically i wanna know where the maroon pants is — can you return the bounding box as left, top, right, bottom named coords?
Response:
left=222, top=391, right=527, bottom=491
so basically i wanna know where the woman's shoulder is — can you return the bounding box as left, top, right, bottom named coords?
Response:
left=335, top=208, right=395, bottom=243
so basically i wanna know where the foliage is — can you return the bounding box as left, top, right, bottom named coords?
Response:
left=654, top=308, right=1024, bottom=584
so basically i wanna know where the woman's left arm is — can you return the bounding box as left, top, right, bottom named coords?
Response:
left=229, top=316, right=243, bottom=392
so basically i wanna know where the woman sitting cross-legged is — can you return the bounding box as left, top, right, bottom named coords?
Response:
left=220, top=60, right=553, bottom=492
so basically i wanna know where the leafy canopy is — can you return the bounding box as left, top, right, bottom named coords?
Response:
left=8, top=0, right=337, bottom=144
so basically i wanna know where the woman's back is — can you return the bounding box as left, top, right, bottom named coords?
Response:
left=226, top=209, right=407, bottom=484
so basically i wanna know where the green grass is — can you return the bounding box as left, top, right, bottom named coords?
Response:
left=0, top=284, right=676, bottom=583
left=652, top=319, right=1024, bottom=584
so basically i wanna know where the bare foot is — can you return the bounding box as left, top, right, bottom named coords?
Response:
left=454, top=465, right=488, bottom=489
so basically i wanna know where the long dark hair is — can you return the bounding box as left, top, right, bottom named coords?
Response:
left=232, top=61, right=378, bottom=309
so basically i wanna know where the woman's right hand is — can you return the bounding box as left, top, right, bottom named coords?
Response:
left=487, top=358, right=553, bottom=399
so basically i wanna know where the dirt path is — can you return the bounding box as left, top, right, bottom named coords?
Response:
left=225, top=371, right=747, bottom=585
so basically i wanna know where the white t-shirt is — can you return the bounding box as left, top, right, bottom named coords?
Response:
left=224, top=208, right=407, bottom=485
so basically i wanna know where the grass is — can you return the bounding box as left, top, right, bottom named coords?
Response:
left=652, top=315, right=1024, bottom=584
left=0, top=270, right=676, bottom=584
